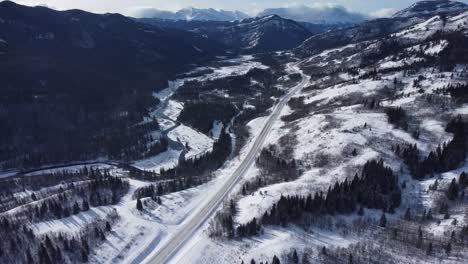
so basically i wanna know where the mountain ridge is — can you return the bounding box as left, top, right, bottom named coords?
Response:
left=257, top=5, right=368, bottom=24
left=140, top=15, right=314, bottom=53
left=133, top=7, right=249, bottom=21
left=393, top=0, right=468, bottom=18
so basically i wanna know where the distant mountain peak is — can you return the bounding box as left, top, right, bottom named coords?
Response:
left=392, top=0, right=468, bottom=18
left=133, top=7, right=249, bottom=21
left=257, top=5, right=367, bottom=24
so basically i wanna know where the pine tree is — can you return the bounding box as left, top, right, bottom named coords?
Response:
left=426, top=242, right=433, bottom=255
left=358, top=207, right=364, bottom=216
left=302, top=253, right=311, bottom=264
left=348, top=253, right=353, bottom=264
left=81, top=249, right=88, bottom=262
left=251, top=259, right=256, bottom=264
left=459, top=172, right=468, bottom=187
left=136, top=198, right=143, bottom=211
left=106, top=221, right=112, bottom=232
left=380, top=213, right=387, bottom=227
left=73, top=202, right=81, bottom=214
left=445, top=242, right=452, bottom=255
left=82, top=200, right=90, bottom=211
left=26, top=248, right=34, bottom=263
left=272, top=255, right=281, bottom=264
left=292, top=249, right=299, bottom=264
left=447, top=179, right=459, bottom=200
left=417, top=226, right=423, bottom=248
left=426, top=209, right=433, bottom=220
left=404, top=208, right=412, bottom=221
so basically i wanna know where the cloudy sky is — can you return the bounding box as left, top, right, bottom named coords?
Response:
left=9, top=0, right=468, bottom=17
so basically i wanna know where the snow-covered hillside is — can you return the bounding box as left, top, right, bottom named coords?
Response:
left=393, top=0, right=468, bottom=18
left=173, top=10, right=468, bottom=264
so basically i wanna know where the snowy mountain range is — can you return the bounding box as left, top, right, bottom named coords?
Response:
left=258, top=5, right=368, bottom=24
left=134, top=7, right=249, bottom=21
left=393, top=0, right=468, bottom=18
left=136, top=4, right=368, bottom=25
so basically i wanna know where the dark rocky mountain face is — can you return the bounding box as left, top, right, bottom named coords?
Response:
left=0, top=1, right=225, bottom=169
left=393, top=0, right=468, bottom=18
left=140, top=15, right=314, bottom=53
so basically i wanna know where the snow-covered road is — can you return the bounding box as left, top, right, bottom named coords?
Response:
left=143, top=64, right=310, bottom=264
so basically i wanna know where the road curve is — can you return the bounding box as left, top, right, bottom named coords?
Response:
left=144, top=63, right=310, bottom=264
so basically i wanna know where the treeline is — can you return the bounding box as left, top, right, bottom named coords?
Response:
left=1, top=170, right=129, bottom=223
left=396, top=116, right=467, bottom=179
left=385, top=106, right=408, bottom=130
left=131, top=129, right=232, bottom=202
left=259, top=160, right=400, bottom=228
left=446, top=171, right=468, bottom=201
left=1, top=114, right=162, bottom=169
left=288, top=96, right=306, bottom=110
left=175, top=67, right=282, bottom=102
left=100, top=120, right=166, bottom=161
left=241, top=146, right=300, bottom=196
left=0, top=209, right=118, bottom=263
left=215, top=160, right=400, bottom=239
left=178, top=101, right=237, bottom=134
left=0, top=166, right=113, bottom=212
left=445, top=83, right=468, bottom=103
left=160, top=129, right=232, bottom=178
left=132, top=174, right=209, bottom=201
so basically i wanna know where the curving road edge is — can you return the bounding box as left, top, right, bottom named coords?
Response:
left=143, top=63, right=310, bottom=264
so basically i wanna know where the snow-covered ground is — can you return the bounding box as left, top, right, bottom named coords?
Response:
left=133, top=149, right=183, bottom=173
left=135, top=55, right=268, bottom=173
left=171, top=11, right=468, bottom=263
left=168, top=124, right=214, bottom=159
left=89, top=93, right=276, bottom=264
left=210, top=120, right=224, bottom=140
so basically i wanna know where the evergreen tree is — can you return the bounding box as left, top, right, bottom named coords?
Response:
left=136, top=198, right=143, bottom=211
left=106, top=221, right=112, bottom=232
left=380, top=213, right=387, bottom=227
left=417, top=226, right=423, bottom=248
left=447, top=179, right=460, bottom=200
left=82, top=200, right=90, bottom=211
left=445, top=242, right=452, bottom=255
left=272, top=255, right=281, bottom=264
left=292, top=249, right=299, bottom=264
left=459, top=172, right=468, bottom=187
left=81, top=249, right=88, bottom=263
left=404, top=208, right=412, bottom=221
left=426, top=242, right=433, bottom=255
left=357, top=207, right=364, bottom=216
left=26, top=248, right=34, bottom=263
left=73, top=202, right=81, bottom=214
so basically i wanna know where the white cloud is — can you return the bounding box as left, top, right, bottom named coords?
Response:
left=369, top=8, right=397, bottom=18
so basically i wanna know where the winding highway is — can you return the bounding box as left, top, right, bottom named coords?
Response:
left=144, top=63, right=310, bottom=264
